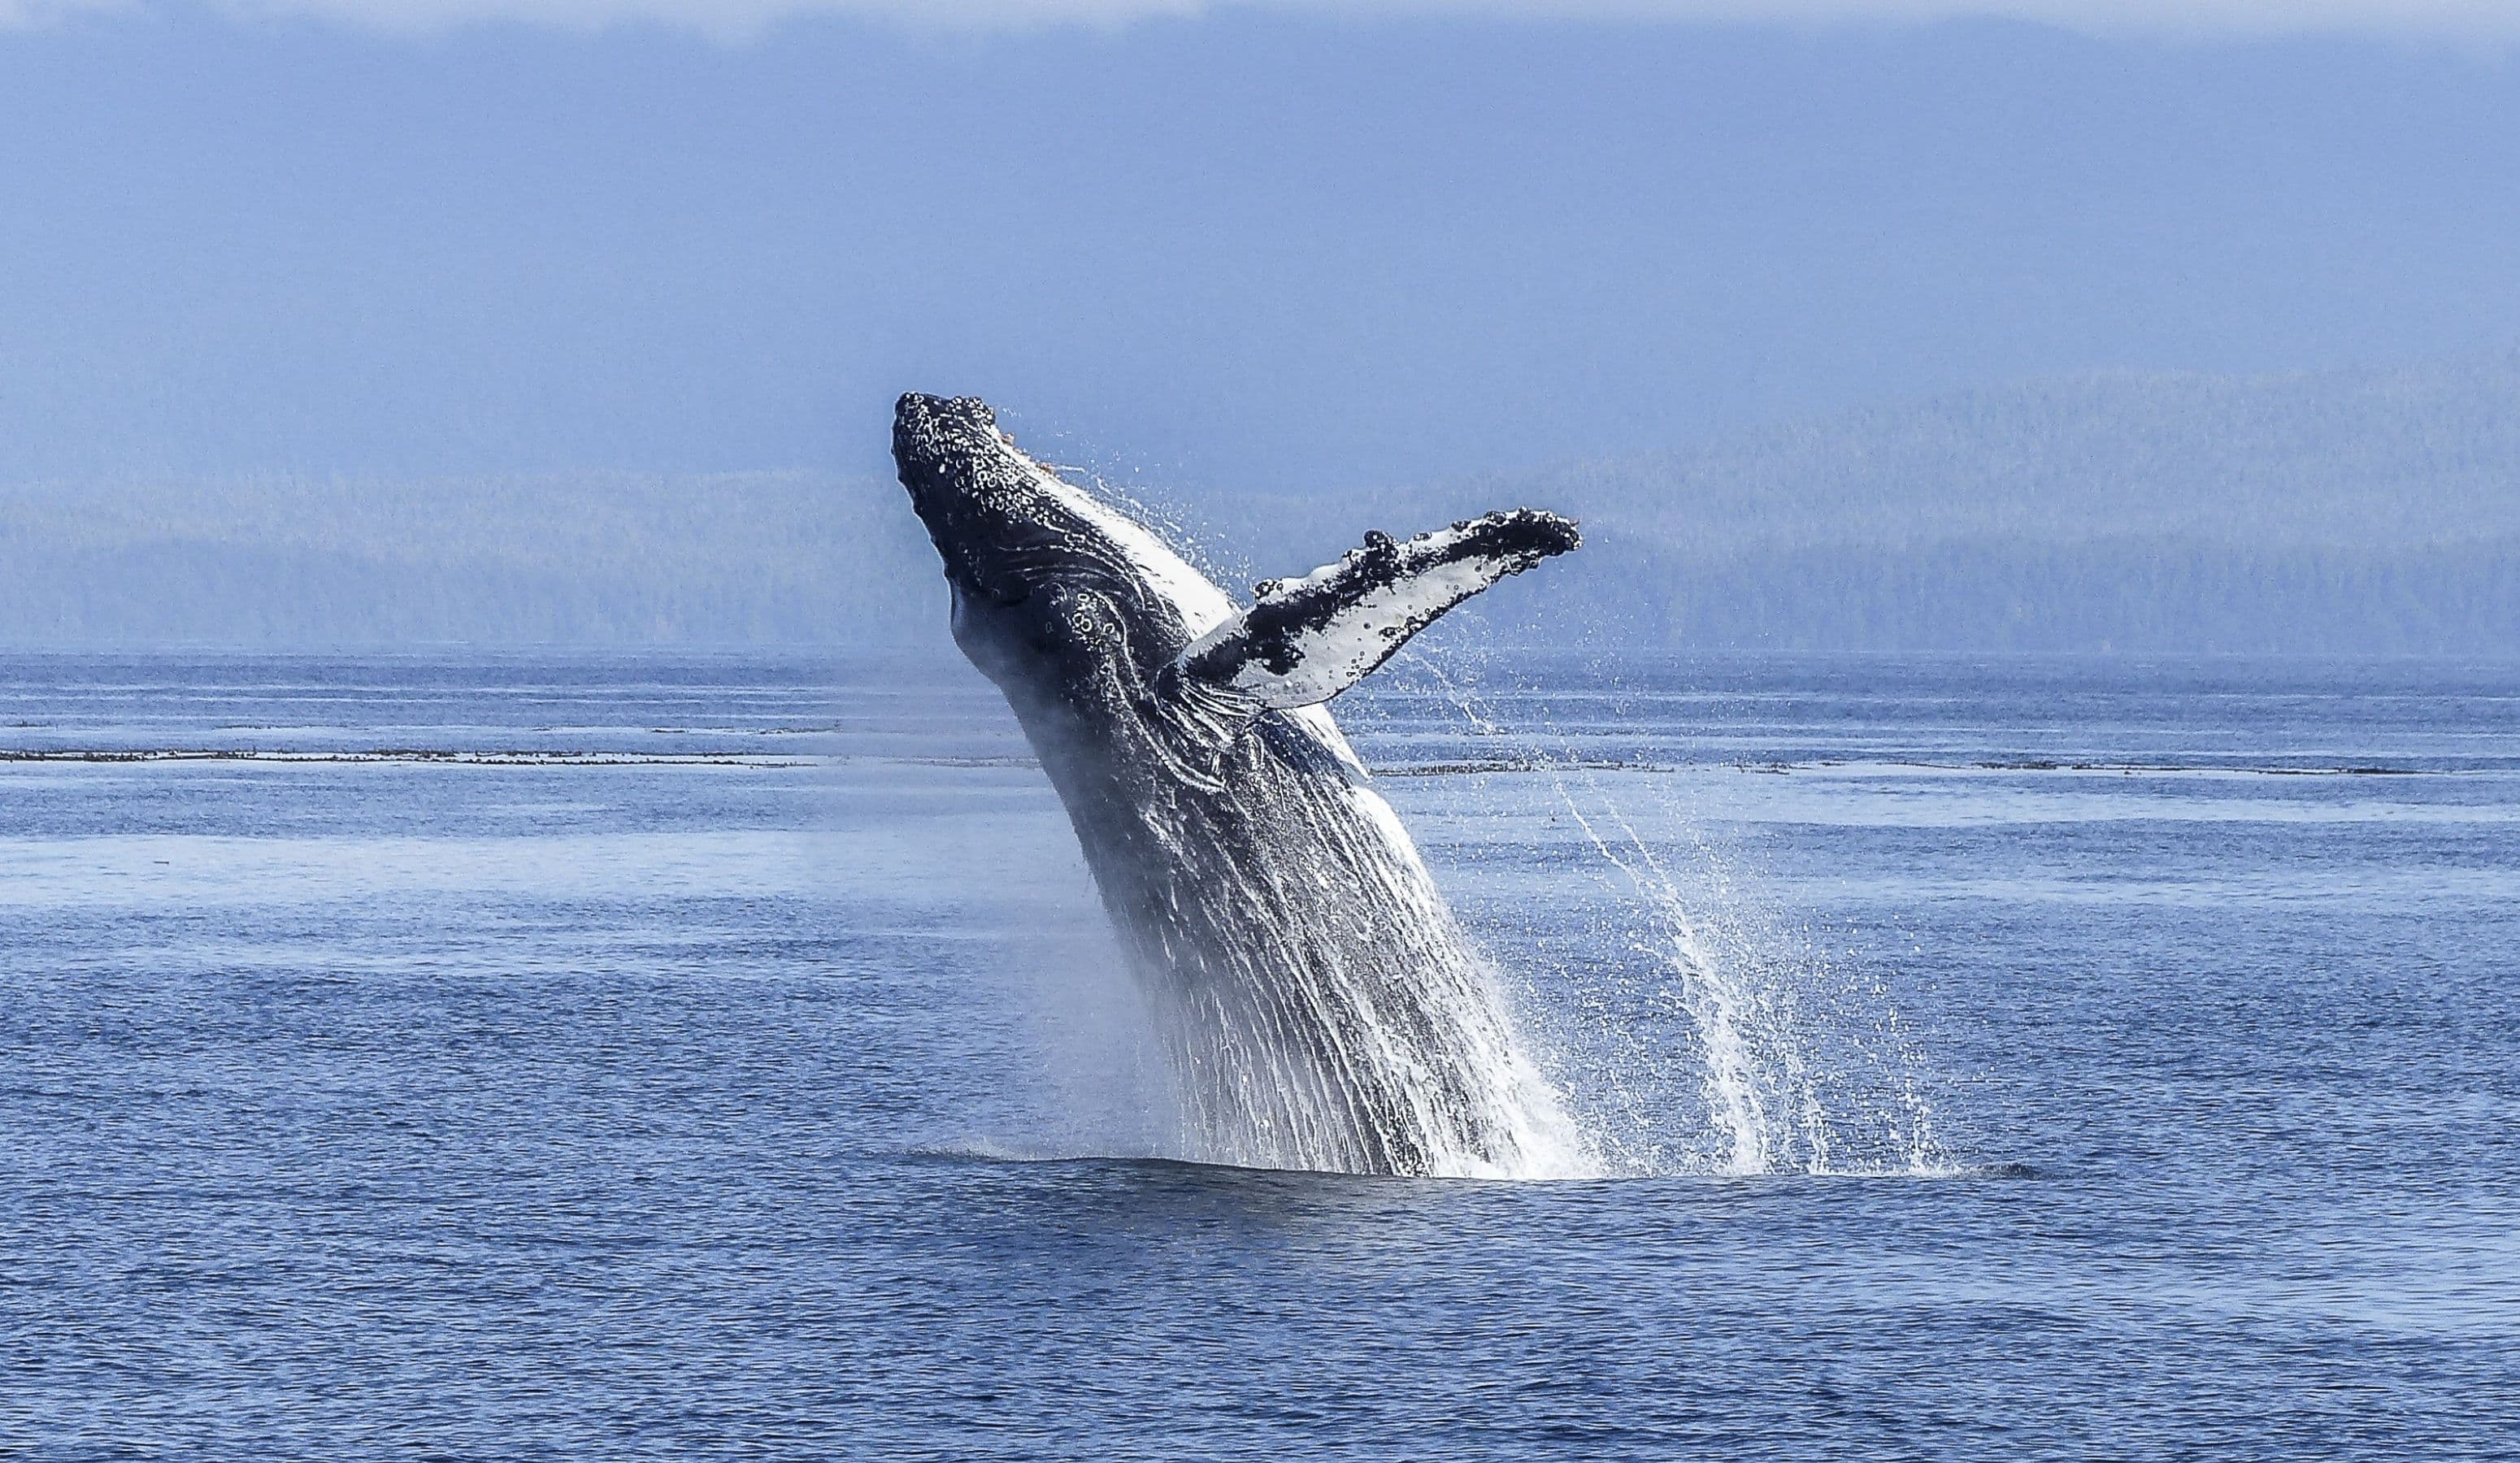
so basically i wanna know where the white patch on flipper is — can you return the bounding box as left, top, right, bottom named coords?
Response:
left=1180, top=515, right=1552, bottom=712
left=1216, top=555, right=1498, bottom=708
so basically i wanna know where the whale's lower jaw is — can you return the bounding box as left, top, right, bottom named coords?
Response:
left=1018, top=697, right=1588, bottom=1179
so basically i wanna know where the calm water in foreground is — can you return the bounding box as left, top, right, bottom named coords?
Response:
left=3, top=650, right=2516, bottom=1460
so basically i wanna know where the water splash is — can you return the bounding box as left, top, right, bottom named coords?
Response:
left=1410, top=657, right=1954, bottom=1179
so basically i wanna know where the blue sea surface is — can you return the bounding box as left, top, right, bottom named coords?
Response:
left=3, top=650, right=2516, bottom=1459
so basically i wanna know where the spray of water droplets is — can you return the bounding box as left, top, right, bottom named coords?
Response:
left=1402, top=654, right=1957, bottom=1179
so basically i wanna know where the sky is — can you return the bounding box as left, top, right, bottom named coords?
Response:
left=11, top=2, right=2520, bottom=39
left=3, top=2, right=2518, bottom=490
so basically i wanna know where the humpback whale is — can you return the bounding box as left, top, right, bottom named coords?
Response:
left=894, top=393, right=1589, bottom=1178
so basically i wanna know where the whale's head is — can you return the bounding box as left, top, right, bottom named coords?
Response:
left=895, top=391, right=1582, bottom=769
left=893, top=393, right=1232, bottom=701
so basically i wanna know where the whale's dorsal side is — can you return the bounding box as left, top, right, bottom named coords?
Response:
left=1169, top=510, right=1582, bottom=711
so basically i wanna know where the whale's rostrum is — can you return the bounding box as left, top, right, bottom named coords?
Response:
left=893, top=393, right=1591, bottom=1177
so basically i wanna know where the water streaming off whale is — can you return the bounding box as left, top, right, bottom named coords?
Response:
left=1406, top=658, right=1951, bottom=1179
left=1102, top=712, right=1591, bottom=1177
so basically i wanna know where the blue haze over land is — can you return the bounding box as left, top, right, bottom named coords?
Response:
left=3, top=6, right=2518, bottom=654
left=7, top=358, right=2518, bottom=651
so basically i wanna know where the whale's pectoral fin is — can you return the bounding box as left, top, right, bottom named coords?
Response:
left=1168, top=509, right=1580, bottom=710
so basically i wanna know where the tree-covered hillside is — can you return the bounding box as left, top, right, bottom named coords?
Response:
left=7, top=356, right=2516, bottom=654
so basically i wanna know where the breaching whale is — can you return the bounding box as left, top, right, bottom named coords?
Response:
left=893, top=393, right=1589, bottom=1178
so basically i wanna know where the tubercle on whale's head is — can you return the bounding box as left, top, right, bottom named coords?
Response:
left=893, top=393, right=1031, bottom=577
left=892, top=392, right=1093, bottom=610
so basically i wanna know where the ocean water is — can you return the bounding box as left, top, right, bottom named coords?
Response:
left=4, top=649, right=2516, bottom=1459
